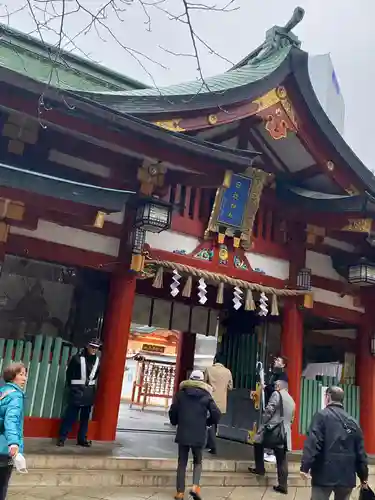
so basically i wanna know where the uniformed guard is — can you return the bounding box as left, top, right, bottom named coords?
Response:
left=57, top=338, right=102, bottom=447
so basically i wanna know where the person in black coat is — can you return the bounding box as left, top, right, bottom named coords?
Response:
left=57, top=338, right=102, bottom=447
left=300, top=386, right=368, bottom=500
left=264, top=356, right=288, bottom=405
left=169, top=370, right=221, bottom=500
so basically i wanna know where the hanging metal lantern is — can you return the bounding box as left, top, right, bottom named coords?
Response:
left=297, top=268, right=312, bottom=290
left=134, top=197, right=172, bottom=233
left=348, top=259, right=375, bottom=286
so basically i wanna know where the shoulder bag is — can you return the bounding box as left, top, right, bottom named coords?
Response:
left=262, top=391, right=287, bottom=449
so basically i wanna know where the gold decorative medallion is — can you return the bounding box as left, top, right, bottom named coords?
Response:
left=207, top=114, right=218, bottom=125
left=137, top=161, right=166, bottom=196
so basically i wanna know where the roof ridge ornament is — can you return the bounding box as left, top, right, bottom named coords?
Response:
left=240, top=7, right=305, bottom=67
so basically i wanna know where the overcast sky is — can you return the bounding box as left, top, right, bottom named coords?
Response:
left=4, top=1, right=375, bottom=173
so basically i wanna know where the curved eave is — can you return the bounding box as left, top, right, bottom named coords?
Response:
left=289, top=48, right=375, bottom=195
left=276, top=183, right=375, bottom=214
left=72, top=55, right=293, bottom=116
left=70, top=91, right=261, bottom=167
left=0, top=66, right=259, bottom=174
left=0, top=162, right=136, bottom=212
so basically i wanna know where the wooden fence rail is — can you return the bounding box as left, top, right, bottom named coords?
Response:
left=299, top=376, right=360, bottom=435
left=0, top=335, right=77, bottom=418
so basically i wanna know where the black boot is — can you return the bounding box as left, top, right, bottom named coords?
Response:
left=248, top=467, right=265, bottom=476
left=56, top=439, right=65, bottom=447
left=273, top=485, right=288, bottom=495
left=77, top=440, right=92, bottom=447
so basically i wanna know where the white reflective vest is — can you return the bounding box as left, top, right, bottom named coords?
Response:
left=71, top=356, right=99, bottom=386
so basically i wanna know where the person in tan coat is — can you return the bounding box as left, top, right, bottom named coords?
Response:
left=204, top=355, right=233, bottom=454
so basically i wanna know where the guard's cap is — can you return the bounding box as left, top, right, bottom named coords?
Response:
left=88, top=338, right=102, bottom=349
left=190, top=370, right=204, bottom=381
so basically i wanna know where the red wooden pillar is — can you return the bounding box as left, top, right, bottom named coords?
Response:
left=281, top=299, right=304, bottom=450
left=94, top=272, right=136, bottom=441
left=357, top=316, right=375, bottom=453
left=174, top=332, right=196, bottom=394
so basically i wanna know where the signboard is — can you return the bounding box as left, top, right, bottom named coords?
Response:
left=217, top=174, right=252, bottom=229
left=141, top=344, right=165, bottom=354
left=205, top=167, right=270, bottom=249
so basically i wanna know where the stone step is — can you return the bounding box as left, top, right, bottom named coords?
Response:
left=10, top=469, right=313, bottom=488
left=24, top=454, right=375, bottom=475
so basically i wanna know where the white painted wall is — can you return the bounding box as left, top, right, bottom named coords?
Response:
left=311, top=287, right=364, bottom=313
left=145, top=230, right=199, bottom=254
left=306, top=250, right=343, bottom=281
left=245, top=252, right=290, bottom=280
left=10, top=220, right=120, bottom=256
left=323, top=237, right=356, bottom=253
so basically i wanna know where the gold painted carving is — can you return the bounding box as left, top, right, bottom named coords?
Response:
left=94, top=211, right=106, bottom=229
left=264, top=113, right=290, bottom=140
left=223, top=170, right=232, bottom=188
left=341, top=218, right=372, bottom=234
left=3, top=114, right=39, bottom=144
left=7, top=140, right=24, bottom=155
left=3, top=114, right=39, bottom=155
left=0, top=199, right=24, bottom=221
left=253, top=89, right=280, bottom=112
left=254, top=87, right=298, bottom=140
left=153, top=119, right=185, bottom=132
left=306, top=224, right=326, bottom=245
left=137, top=161, right=166, bottom=196
left=0, top=222, right=9, bottom=243
left=345, top=185, right=360, bottom=195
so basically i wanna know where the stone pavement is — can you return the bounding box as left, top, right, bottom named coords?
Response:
left=8, top=486, right=314, bottom=500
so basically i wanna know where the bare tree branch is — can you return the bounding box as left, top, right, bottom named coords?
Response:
left=0, top=0, right=238, bottom=117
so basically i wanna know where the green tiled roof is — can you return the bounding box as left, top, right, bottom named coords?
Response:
left=0, top=24, right=146, bottom=92
left=79, top=44, right=292, bottom=98
left=0, top=162, right=135, bottom=211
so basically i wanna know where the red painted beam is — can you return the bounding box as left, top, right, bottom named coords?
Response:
left=313, top=301, right=364, bottom=326
left=170, top=214, right=206, bottom=238
left=148, top=247, right=287, bottom=289
left=39, top=210, right=122, bottom=239
left=0, top=87, right=251, bottom=178
left=311, top=275, right=350, bottom=295
left=251, top=237, right=290, bottom=260
left=147, top=100, right=260, bottom=131
left=7, top=234, right=117, bottom=271
left=0, top=185, right=103, bottom=218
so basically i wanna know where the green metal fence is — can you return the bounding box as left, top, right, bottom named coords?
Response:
left=0, top=335, right=77, bottom=418
left=221, top=331, right=259, bottom=390
left=299, top=376, right=360, bottom=434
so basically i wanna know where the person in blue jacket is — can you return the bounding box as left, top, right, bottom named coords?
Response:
left=0, top=362, right=26, bottom=500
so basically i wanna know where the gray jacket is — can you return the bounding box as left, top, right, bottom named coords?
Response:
left=263, top=388, right=296, bottom=451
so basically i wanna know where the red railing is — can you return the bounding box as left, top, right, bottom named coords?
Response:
left=165, top=185, right=215, bottom=237
left=252, top=203, right=289, bottom=258
left=165, top=185, right=290, bottom=259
